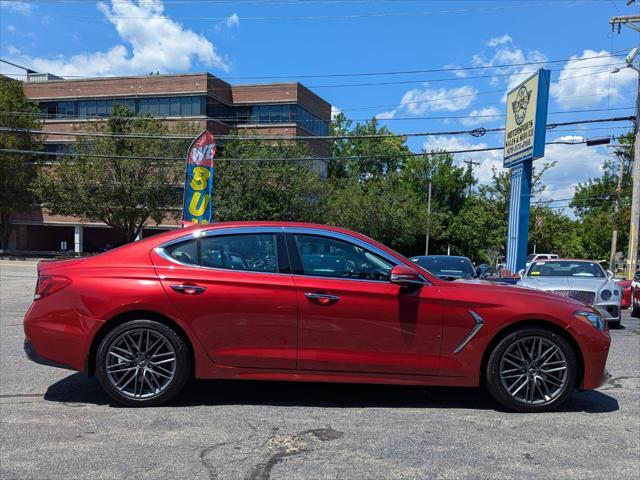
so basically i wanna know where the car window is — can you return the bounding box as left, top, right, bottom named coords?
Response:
left=412, top=256, right=475, bottom=278
left=201, top=234, right=278, bottom=273
left=527, top=261, right=605, bottom=278
left=164, top=239, right=198, bottom=265
left=292, top=234, right=394, bottom=281
left=526, top=254, right=536, bottom=262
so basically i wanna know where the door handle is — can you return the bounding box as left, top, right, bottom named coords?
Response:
left=304, top=292, right=340, bottom=305
left=171, top=284, right=207, bottom=295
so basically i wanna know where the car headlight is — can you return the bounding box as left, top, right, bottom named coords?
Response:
left=600, top=289, right=612, bottom=301
left=574, top=310, right=605, bottom=331
left=613, top=289, right=620, bottom=296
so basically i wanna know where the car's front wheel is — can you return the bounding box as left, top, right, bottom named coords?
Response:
left=485, top=327, right=577, bottom=413
left=95, top=319, right=191, bottom=407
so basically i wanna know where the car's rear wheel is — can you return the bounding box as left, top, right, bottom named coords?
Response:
left=632, top=301, right=640, bottom=318
left=95, top=319, right=191, bottom=407
left=485, top=327, right=576, bottom=412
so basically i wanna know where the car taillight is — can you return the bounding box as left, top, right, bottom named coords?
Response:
left=34, top=275, right=71, bottom=300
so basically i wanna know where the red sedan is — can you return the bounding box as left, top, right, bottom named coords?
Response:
left=24, top=222, right=611, bottom=412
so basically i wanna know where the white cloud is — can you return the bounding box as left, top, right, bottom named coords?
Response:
left=460, top=106, right=502, bottom=126
left=443, top=64, right=468, bottom=78
left=6, top=0, right=229, bottom=77
left=550, top=49, right=635, bottom=109
left=7, top=25, right=16, bottom=33
left=421, top=134, right=609, bottom=199
left=422, top=136, right=504, bottom=185
left=379, top=84, right=477, bottom=120
left=225, top=13, right=240, bottom=28
left=375, top=109, right=396, bottom=120
left=487, top=34, right=512, bottom=48
left=331, top=105, right=342, bottom=119
left=472, top=37, right=547, bottom=94
left=0, top=1, right=33, bottom=14
left=534, top=135, right=608, bottom=202
left=6, top=45, right=20, bottom=56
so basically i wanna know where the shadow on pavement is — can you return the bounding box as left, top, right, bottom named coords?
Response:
left=43, top=372, right=619, bottom=413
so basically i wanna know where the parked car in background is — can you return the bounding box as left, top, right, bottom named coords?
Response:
left=24, top=222, right=611, bottom=412
left=410, top=255, right=477, bottom=280
left=525, top=253, right=558, bottom=269
left=632, top=271, right=640, bottom=318
left=616, top=279, right=632, bottom=310
left=518, top=259, right=623, bottom=328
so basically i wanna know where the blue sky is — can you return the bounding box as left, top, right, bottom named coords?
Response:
left=1, top=0, right=638, bottom=205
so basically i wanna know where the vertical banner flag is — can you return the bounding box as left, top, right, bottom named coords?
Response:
left=183, top=130, right=216, bottom=225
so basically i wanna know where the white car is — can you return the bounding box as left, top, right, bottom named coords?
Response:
left=518, top=259, right=623, bottom=328
left=525, top=253, right=558, bottom=269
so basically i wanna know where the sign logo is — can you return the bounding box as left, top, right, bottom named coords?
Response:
left=512, top=86, right=532, bottom=125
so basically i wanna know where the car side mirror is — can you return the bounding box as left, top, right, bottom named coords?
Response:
left=475, top=266, right=482, bottom=278
left=390, top=265, right=424, bottom=286
left=606, top=270, right=614, bottom=279
left=517, top=269, right=525, bottom=277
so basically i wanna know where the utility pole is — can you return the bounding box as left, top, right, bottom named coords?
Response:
left=425, top=181, right=432, bottom=255
left=610, top=10, right=640, bottom=279
left=609, top=156, right=626, bottom=273
left=629, top=72, right=640, bottom=278
left=463, top=159, right=480, bottom=196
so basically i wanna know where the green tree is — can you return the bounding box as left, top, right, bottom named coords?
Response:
left=327, top=115, right=409, bottom=180
left=0, top=76, right=40, bottom=249
left=325, top=173, right=428, bottom=250
left=570, top=132, right=633, bottom=260
left=215, top=134, right=325, bottom=222
left=32, top=104, right=193, bottom=242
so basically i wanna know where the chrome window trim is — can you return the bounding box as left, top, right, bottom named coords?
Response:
left=154, top=225, right=430, bottom=285
left=284, top=227, right=430, bottom=285
left=154, top=227, right=285, bottom=275
left=453, top=310, right=485, bottom=354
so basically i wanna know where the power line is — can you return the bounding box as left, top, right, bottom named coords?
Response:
left=0, top=139, right=593, bottom=162
left=0, top=2, right=597, bottom=22
left=0, top=49, right=630, bottom=81
left=2, top=60, right=629, bottom=88
left=0, top=106, right=633, bottom=124
left=1, top=115, right=633, bottom=141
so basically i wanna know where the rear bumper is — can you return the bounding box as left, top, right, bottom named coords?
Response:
left=24, top=339, right=75, bottom=371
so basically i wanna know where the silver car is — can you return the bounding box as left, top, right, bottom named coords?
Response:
left=518, top=259, right=622, bottom=328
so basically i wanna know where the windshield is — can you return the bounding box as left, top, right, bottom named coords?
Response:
left=527, top=261, right=605, bottom=278
left=526, top=254, right=536, bottom=262
left=412, top=256, right=474, bottom=277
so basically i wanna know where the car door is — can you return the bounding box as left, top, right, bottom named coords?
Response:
left=151, top=229, right=298, bottom=370
left=286, top=229, right=443, bottom=376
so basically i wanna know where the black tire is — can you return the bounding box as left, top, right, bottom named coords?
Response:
left=485, top=327, right=577, bottom=413
left=631, top=302, right=640, bottom=318
left=608, top=320, right=621, bottom=329
left=95, top=319, right=191, bottom=407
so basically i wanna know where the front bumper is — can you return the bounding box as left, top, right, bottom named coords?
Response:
left=594, top=303, right=621, bottom=322
left=24, top=340, right=75, bottom=371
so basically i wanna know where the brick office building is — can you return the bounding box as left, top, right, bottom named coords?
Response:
left=8, top=72, right=332, bottom=254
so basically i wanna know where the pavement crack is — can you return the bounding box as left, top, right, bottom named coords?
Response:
left=199, top=442, right=230, bottom=480
left=245, top=427, right=344, bottom=480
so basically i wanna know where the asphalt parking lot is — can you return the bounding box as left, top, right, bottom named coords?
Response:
left=1, top=260, right=638, bottom=480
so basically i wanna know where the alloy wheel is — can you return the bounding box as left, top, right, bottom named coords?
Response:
left=499, top=335, right=568, bottom=406
left=105, top=328, right=177, bottom=399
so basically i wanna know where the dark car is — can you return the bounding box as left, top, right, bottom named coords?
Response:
left=410, top=255, right=476, bottom=280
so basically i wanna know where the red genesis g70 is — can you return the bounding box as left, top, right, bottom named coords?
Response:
left=23, top=222, right=611, bottom=411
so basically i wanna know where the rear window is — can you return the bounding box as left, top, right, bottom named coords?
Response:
left=164, top=240, right=198, bottom=265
